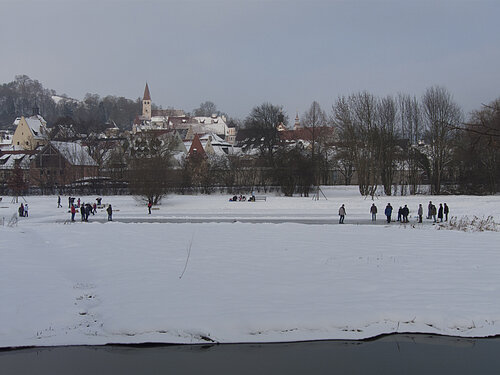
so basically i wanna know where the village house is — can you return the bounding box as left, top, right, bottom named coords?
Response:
left=29, top=141, right=98, bottom=193
left=11, top=107, right=49, bottom=150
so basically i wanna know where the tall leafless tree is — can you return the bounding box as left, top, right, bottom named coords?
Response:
left=421, top=86, right=462, bottom=194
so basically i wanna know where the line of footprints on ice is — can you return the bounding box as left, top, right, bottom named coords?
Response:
left=73, top=282, right=103, bottom=336
left=34, top=282, right=102, bottom=340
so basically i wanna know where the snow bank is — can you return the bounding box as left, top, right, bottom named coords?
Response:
left=1, top=187, right=500, bottom=347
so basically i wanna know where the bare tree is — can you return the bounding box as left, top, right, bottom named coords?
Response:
left=332, top=93, right=379, bottom=197
left=126, top=132, right=179, bottom=204
left=421, top=86, right=462, bottom=194
left=398, top=94, right=424, bottom=194
left=376, top=96, right=399, bottom=195
left=302, top=101, right=328, bottom=185
left=242, top=102, right=287, bottom=167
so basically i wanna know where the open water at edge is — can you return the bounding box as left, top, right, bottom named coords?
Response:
left=1, top=334, right=499, bottom=375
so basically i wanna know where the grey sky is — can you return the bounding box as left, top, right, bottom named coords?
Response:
left=1, top=0, right=499, bottom=120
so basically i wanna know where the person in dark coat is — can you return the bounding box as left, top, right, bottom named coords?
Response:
left=385, top=203, right=393, bottom=223
left=402, top=205, right=409, bottom=223
left=85, top=203, right=92, bottom=221
left=431, top=204, right=437, bottom=223
left=18, top=203, right=24, bottom=217
left=427, top=201, right=433, bottom=219
left=438, top=203, right=444, bottom=222
left=370, top=203, right=377, bottom=221
left=80, top=202, right=86, bottom=221
left=397, top=206, right=403, bottom=222
left=148, top=200, right=153, bottom=214
left=444, top=203, right=449, bottom=221
left=107, top=204, right=113, bottom=221
left=58, top=195, right=62, bottom=208
left=338, top=204, right=346, bottom=224
left=417, top=204, right=423, bottom=223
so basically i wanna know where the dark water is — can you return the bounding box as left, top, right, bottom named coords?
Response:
left=1, top=334, right=499, bottom=375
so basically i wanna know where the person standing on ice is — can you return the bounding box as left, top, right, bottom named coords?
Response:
left=370, top=203, right=377, bottom=221
left=385, top=203, right=393, bottom=223
left=70, top=204, right=76, bottom=222
left=444, top=203, right=449, bottom=221
left=427, top=201, right=433, bottom=219
left=107, top=204, right=113, bottom=221
left=148, top=199, right=152, bottom=214
left=438, top=203, right=444, bottom=222
left=338, top=204, right=346, bottom=224
left=417, top=204, right=423, bottom=223
left=24, top=203, right=28, bottom=217
left=58, top=195, right=62, bottom=208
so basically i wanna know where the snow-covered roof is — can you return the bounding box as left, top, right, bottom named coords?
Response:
left=50, top=141, right=97, bottom=166
left=0, top=153, right=32, bottom=169
left=24, top=115, right=47, bottom=139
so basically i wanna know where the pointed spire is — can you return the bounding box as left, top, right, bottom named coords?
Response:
left=143, top=83, right=151, bottom=101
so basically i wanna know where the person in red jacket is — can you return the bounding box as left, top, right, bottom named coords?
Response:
left=70, top=204, right=76, bottom=222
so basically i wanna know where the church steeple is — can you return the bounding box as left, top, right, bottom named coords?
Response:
left=143, top=83, right=151, bottom=101
left=294, top=112, right=301, bottom=130
left=142, top=83, right=152, bottom=120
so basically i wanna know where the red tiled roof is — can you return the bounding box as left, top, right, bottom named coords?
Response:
left=188, top=133, right=206, bottom=158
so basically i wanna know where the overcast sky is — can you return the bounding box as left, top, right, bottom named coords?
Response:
left=1, top=0, right=499, bottom=120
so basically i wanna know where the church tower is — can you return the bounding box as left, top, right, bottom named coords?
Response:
left=142, top=83, right=152, bottom=120
left=293, top=112, right=301, bottom=130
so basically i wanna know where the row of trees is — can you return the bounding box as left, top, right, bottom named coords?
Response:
left=123, top=86, right=499, bottom=203
left=2, top=75, right=499, bottom=199
left=238, top=87, right=499, bottom=197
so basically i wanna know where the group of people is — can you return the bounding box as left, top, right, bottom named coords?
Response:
left=18, top=203, right=28, bottom=217
left=338, top=201, right=450, bottom=224
left=67, top=196, right=112, bottom=222
left=426, top=201, right=449, bottom=223
left=229, top=192, right=256, bottom=202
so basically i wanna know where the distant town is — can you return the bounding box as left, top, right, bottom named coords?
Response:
left=1, top=76, right=499, bottom=199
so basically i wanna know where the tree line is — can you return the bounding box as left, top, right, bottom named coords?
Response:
left=1, top=75, right=499, bottom=198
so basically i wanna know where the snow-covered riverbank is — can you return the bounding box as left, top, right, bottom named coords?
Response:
left=1, top=187, right=499, bottom=348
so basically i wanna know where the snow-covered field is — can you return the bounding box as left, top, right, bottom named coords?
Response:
left=1, top=186, right=500, bottom=348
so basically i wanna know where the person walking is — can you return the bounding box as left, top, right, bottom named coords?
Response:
left=385, top=203, right=393, bottom=223
left=70, top=204, right=76, bottom=222
left=370, top=203, right=377, bottom=221
left=107, top=204, right=113, bottom=221
left=417, top=204, right=423, bottom=223
left=338, top=204, right=346, bottom=224
left=58, top=195, right=62, bottom=208
left=444, top=203, right=449, bottom=221
left=148, top=199, right=153, bottom=214
left=438, top=203, right=444, bottom=222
